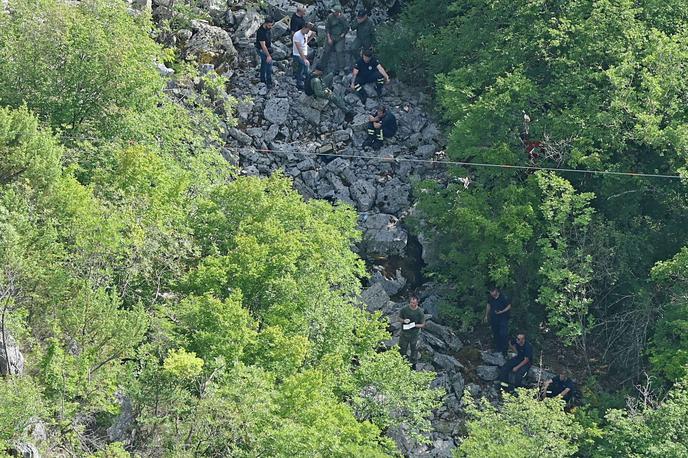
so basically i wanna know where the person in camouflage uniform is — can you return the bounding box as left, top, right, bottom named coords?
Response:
left=350, top=10, right=375, bottom=60
left=321, top=6, right=349, bottom=73
left=306, top=65, right=352, bottom=117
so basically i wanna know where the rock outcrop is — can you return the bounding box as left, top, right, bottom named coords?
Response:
left=0, top=329, right=24, bottom=376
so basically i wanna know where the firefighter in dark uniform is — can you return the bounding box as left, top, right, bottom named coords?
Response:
left=364, top=105, right=397, bottom=150
left=350, top=49, right=390, bottom=103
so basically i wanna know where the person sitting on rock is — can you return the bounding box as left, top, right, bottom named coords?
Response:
left=350, top=49, right=389, bottom=104
left=399, top=294, right=426, bottom=370
left=498, top=333, right=533, bottom=391
left=542, top=369, right=578, bottom=408
left=364, top=105, right=397, bottom=149
left=255, top=17, right=274, bottom=88
left=304, top=65, right=353, bottom=120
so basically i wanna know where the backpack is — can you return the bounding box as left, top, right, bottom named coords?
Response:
left=304, top=73, right=315, bottom=96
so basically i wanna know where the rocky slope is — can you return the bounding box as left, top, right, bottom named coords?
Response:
left=138, top=1, right=557, bottom=456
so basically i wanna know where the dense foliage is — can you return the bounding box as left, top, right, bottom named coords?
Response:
left=386, top=0, right=688, bottom=379
left=0, top=1, right=441, bottom=456
left=381, top=0, right=688, bottom=454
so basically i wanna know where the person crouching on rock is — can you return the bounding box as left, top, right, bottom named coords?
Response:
left=364, top=105, right=397, bottom=150
left=350, top=49, right=390, bottom=104
left=399, top=294, right=426, bottom=370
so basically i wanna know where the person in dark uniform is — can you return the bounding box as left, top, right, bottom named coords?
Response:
left=350, top=49, right=389, bottom=103
left=542, top=370, right=577, bottom=406
left=399, top=295, right=426, bottom=369
left=484, top=287, right=511, bottom=355
left=350, top=10, right=376, bottom=60
left=255, top=17, right=274, bottom=88
left=499, top=333, right=533, bottom=390
left=364, top=105, right=396, bottom=149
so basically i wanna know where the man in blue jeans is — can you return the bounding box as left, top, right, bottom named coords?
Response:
left=292, top=22, right=315, bottom=90
left=484, top=286, right=511, bottom=355
left=255, top=17, right=274, bottom=88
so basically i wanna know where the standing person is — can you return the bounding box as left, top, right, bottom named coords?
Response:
left=399, top=295, right=426, bottom=369
left=292, top=22, right=315, bottom=90
left=290, top=7, right=306, bottom=36
left=350, top=10, right=376, bottom=60
left=364, top=105, right=397, bottom=149
left=321, top=5, right=349, bottom=73
left=498, top=333, right=533, bottom=390
left=484, top=286, right=511, bottom=355
left=255, top=17, right=274, bottom=88
left=350, top=49, right=389, bottom=103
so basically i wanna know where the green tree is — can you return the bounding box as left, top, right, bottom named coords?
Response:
left=0, top=0, right=163, bottom=137
left=456, top=389, right=582, bottom=458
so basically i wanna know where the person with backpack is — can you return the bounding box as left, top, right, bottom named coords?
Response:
left=364, top=105, right=397, bottom=149
left=305, top=65, right=353, bottom=119
left=255, top=17, right=275, bottom=88
left=350, top=49, right=389, bottom=103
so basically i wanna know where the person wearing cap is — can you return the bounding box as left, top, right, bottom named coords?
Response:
left=306, top=65, right=352, bottom=115
left=254, top=17, right=274, bottom=88
left=364, top=105, right=397, bottom=150
left=292, top=22, right=315, bottom=90
left=350, top=49, right=389, bottom=103
left=350, top=10, right=376, bottom=59
left=321, top=6, right=349, bottom=73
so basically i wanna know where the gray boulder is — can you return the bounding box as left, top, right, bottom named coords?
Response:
left=350, top=179, right=377, bottom=211
left=480, top=351, right=506, bottom=367
left=424, top=321, right=463, bottom=352
left=0, top=330, right=24, bottom=376
left=263, top=98, right=290, bottom=125
left=360, top=282, right=391, bottom=313
left=107, top=392, right=136, bottom=444
left=9, top=443, right=40, bottom=458
left=186, top=20, right=238, bottom=74
left=376, top=178, right=410, bottom=215
left=450, top=372, right=465, bottom=400
left=360, top=213, right=408, bottom=258
left=370, top=268, right=406, bottom=296
left=527, top=366, right=556, bottom=384
left=235, top=10, right=264, bottom=41
left=476, top=365, right=499, bottom=381
left=432, top=353, right=463, bottom=373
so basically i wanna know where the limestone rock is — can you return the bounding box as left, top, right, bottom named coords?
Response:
left=8, top=443, right=40, bottom=458
left=527, top=366, right=556, bottom=384
left=360, top=213, right=408, bottom=258
left=350, top=179, right=377, bottom=211
left=107, top=392, right=136, bottom=445
left=370, top=268, right=406, bottom=296
left=263, top=98, right=290, bottom=125
left=0, top=330, right=24, bottom=376
left=360, top=282, right=390, bottom=313
left=424, top=321, right=463, bottom=352
left=376, top=178, right=410, bottom=215
left=186, top=20, right=238, bottom=74
left=476, top=365, right=499, bottom=382
left=235, top=10, right=264, bottom=40
left=432, top=353, right=463, bottom=373
left=480, top=351, right=506, bottom=367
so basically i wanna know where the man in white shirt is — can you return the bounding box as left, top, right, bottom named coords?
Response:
left=292, top=22, right=315, bottom=90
